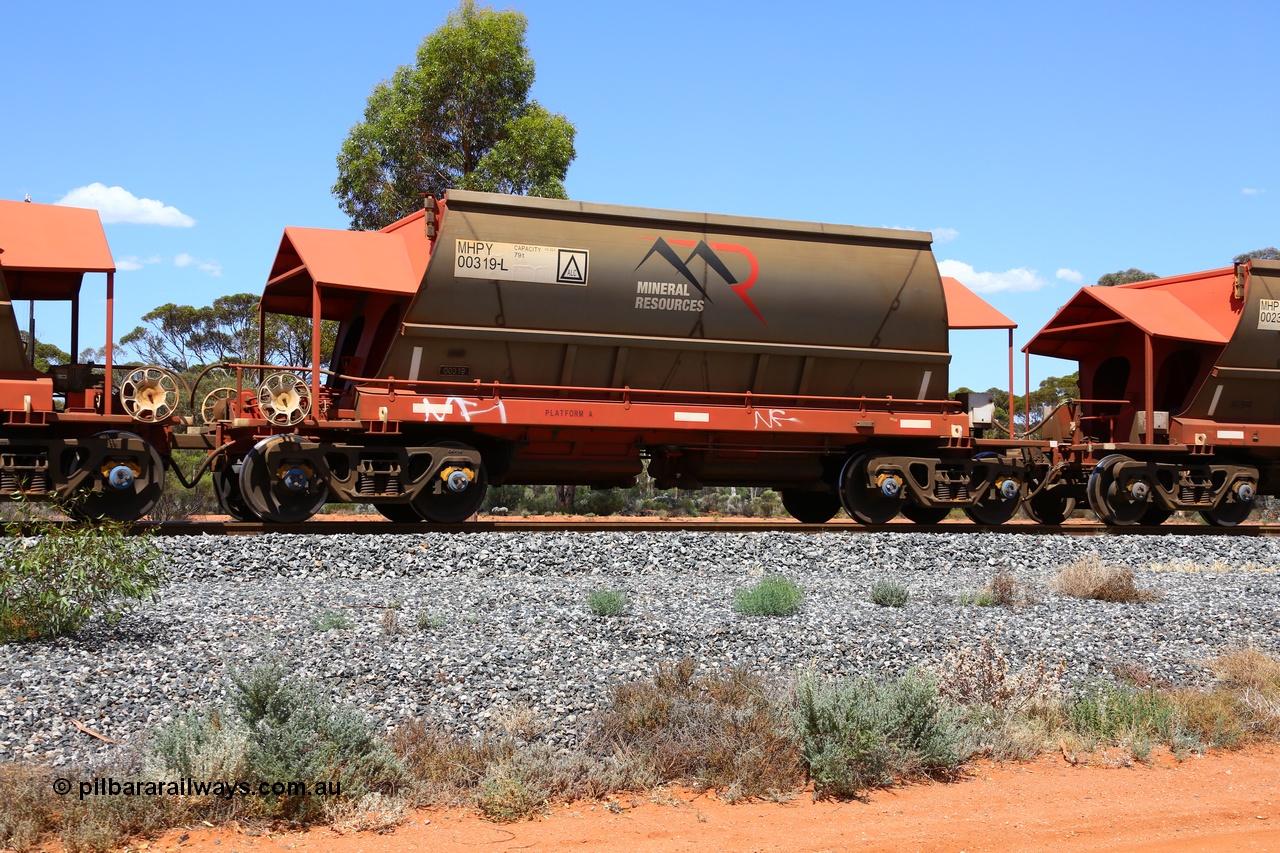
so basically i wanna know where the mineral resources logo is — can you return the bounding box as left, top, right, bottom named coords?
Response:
left=634, top=236, right=765, bottom=325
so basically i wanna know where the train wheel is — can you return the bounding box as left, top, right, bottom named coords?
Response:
left=410, top=442, right=488, bottom=523
left=238, top=435, right=328, bottom=523
left=70, top=431, right=165, bottom=522
left=901, top=503, right=951, bottom=524
left=1200, top=485, right=1255, bottom=527
left=376, top=503, right=425, bottom=523
left=963, top=491, right=1022, bottom=525
left=780, top=490, right=841, bottom=523
left=1025, top=490, right=1076, bottom=525
left=213, top=465, right=259, bottom=521
left=1085, top=454, right=1150, bottom=526
left=838, top=453, right=902, bottom=525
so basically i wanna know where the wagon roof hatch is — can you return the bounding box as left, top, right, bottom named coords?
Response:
left=0, top=200, right=115, bottom=299
left=1024, top=268, right=1237, bottom=361
left=260, top=210, right=431, bottom=318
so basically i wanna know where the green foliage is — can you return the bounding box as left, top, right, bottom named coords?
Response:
left=733, top=574, right=804, bottom=617
left=310, top=610, right=350, bottom=631
left=149, top=708, right=248, bottom=783
left=957, top=590, right=997, bottom=607
left=587, top=588, right=628, bottom=617
left=1234, top=247, right=1279, bottom=263
left=1095, top=268, right=1160, bottom=287
left=120, top=294, right=338, bottom=375
left=795, top=670, right=965, bottom=798
left=1065, top=679, right=1180, bottom=749
left=0, top=515, right=166, bottom=641
left=954, top=371, right=1080, bottom=433
left=870, top=580, right=908, bottom=608
left=16, top=332, right=71, bottom=373
left=333, top=0, right=576, bottom=230
left=226, top=662, right=403, bottom=820
left=416, top=611, right=446, bottom=630
left=577, top=487, right=629, bottom=517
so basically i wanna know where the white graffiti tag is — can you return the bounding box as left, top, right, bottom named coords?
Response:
left=412, top=396, right=508, bottom=424
left=753, top=409, right=801, bottom=430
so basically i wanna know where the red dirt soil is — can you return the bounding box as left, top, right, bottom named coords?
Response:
left=120, top=746, right=1280, bottom=853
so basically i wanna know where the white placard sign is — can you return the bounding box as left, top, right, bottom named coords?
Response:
left=1259, top=298, right=1280, bottom=330
left=454, top=240, right=588, bottom=286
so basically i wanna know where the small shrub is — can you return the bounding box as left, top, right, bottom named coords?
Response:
left=587, top=588, right=628, bottom=617
left=59, top=780, right=180, bottom=853
left=0, top=516, right=166, bottom=641
left=988, top=568, right=1017, bottom=606
left=0, top=763, right=59, bottom=852
left=1065, top=679, right=1180, bottom=752
left=957, top=590, right=997, bottom=607
left=870, top=580, right=908, bottom=607
left=476, top=753, right=552, bottom=821
left=310, top=610, right=350, bottom=631
left=392, top=720, right=513, bottom=801
left=937, top=639, right=1063, bottom=714
left=416, top=611, right=446, bottom=630
left=1207, top=647, right=1280, bottom=737
left=592, top=659, right=804, bottom=798
left=733, top=574, right=803, bottom=616
left=227, top=662, right=403, bottom=821
left=795, top=670, right=965, bottom=798
left=1053, top=554, right=1161, bottom=603
left=148, top=708, right=249, bottom=784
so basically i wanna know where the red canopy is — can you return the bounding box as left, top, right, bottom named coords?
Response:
left=941, top=277, right=1016, bottom=330
left=0, top=200, right=114, bottom=300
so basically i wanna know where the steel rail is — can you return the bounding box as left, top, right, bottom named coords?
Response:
left=93, top=518, right=1280, bottom=537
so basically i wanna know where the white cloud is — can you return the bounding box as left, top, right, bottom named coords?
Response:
left=932, top=227, right=959, bottom=243
left=1242, top=187, right=1267, bottom=196
left=114, top=254, right=162, bottom=271
left=174, top=253, right=222, bottom=277
left=1055, top=268, right=1083, bottom=284
left=937, top=259, right=1050, bottom=293
left=56, top=183, right=195, bottom=227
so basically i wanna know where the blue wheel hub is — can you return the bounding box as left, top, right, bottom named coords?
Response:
left=107, top=465, right=135, bottom=490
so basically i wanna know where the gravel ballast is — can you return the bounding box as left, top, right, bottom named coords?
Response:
left=2, top=529, right=1279, bottom=767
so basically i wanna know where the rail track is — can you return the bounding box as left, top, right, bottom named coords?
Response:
left=73, top=517, right=1280, bottom=537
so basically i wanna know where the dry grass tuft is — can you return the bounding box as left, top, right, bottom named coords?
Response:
left=0, top=763, right=60, bottom=852
left=1146, top=560, right=1276, bottom=574
left=1209, top=647, right=1280, bottom=694
left=971, top=568, right=1038, bottom=608
left=938, top=638, right=1063, bottom=714
left=1208, top=647, right=1280, bottom=737
left=592, top=658, right=804, bottom=800
left=1052, top=554, right=1161, bottom=603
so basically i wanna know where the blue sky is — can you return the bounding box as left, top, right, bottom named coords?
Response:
left=3, top=1, right=1276, bottom=391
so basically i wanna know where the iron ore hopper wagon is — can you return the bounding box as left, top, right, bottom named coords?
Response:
left=200, top=190, right=1021, bottom=525
left=1, top=191, right=1276, bottom=527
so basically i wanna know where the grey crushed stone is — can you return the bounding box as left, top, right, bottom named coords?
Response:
left=1, top=530, right=1278, bottom=767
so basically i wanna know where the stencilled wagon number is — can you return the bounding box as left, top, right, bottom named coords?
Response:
left=1260, top=299, right=1280, bottom=330
left=457, top=254, right=508, bottom=272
